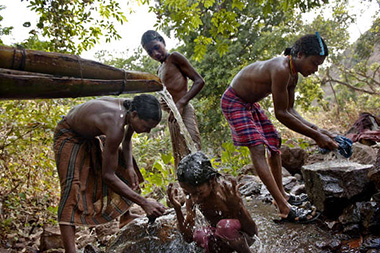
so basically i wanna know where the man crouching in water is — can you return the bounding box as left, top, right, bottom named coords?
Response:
left=167, top=151, right=257, bottom=253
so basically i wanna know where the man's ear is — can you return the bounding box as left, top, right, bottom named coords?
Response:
left=297, top=52, right=305, bottom=58
left=130, top=111, right=138, bottom=119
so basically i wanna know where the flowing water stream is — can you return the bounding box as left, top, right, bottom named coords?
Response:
left=157, top=87, right=197, bottom=154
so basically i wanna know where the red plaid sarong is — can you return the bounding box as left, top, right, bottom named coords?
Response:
left=221, top=86, right=281, bottom=153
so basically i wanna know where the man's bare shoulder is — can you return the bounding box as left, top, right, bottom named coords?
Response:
left=68, top=97, right=119, bottom=119
left=253, top=56, right=286, bottom=70
left=166, top=51, right=189, bottom=65
left=266, top=56, right=289, bottom=73
left=66, top=97, right=123, bottom=138
left=95, top=96, right=118, bottom=103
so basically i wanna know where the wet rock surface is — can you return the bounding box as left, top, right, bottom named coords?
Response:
left=106, top=210, right=202, bottom=253
left=338, top=201, right=380, bottom=237
left=302, top=161, right=375, bottom=218
left=368, top=149, right=380, bottom=190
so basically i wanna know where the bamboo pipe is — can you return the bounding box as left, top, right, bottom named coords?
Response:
left=0, top=45, right=161, bottom=82
left=0, top=69, right=162, bottom=99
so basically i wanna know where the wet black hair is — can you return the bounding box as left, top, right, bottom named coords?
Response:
left=141, top=30, right=166, bottom=48
left=123, top=94, right=162, bottom=122
left=177, top=151, right=221, bottom=186
left=284, top=33, right=328, bottom=57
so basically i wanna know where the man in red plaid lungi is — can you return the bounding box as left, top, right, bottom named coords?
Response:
left=220, top=33, right=339, bottom=224
left=221, top=86, right=281, bottom=152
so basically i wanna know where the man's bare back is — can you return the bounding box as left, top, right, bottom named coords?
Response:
left=231, top=57, right=295, bottom=103
left=65, top=97, right=126, bottom=139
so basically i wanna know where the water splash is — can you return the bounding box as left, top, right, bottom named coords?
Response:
left=251, top=234, right=265, bottom=253
left=157, top=87, right=197, bottom=154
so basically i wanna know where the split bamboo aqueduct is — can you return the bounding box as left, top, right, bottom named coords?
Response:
left=0, top=45, right=163, bottom=100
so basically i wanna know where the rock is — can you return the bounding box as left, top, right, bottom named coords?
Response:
left=95, top=219, right=119, bottom=246
left=106, top=210, right=202, bottom=253
left=39, top=225, right=64, bottom=252
left=294, top=173, right=302, bottom=181
left=76, top=230, right=96, bottom=250
left=84, top=244, right=101, bottom=253
left=129, top=203, right=146, bottom=216
left=305, top=151, right=329, bottom=165
left=342, top=223, right=361, bottom=237
left=259, top=184, right=273, bottom=203
left=280, top=145, right=308, bottom=175
left=241, top=164, right=256, bottom=175
left=315, top=238, right=342, bottom=251
left=372, top=192, right=380, bottom=203
left=339, top=201, right=380, bottom=236
left=282, top=176, right=297, bottom=192
left=302, top=161, right=375, bottom=218
left=360, top=235, right=380, bottom=252
left=281, top=167, right=291, bottom=177
left=238, top=175, right=262, bottom=196
left=350, top=142, right=377, bottom=165
left=368, top=149, right=380, bottom=191
left=290, top=184, right=306, bottom=195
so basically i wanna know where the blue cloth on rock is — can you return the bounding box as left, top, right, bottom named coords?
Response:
left=319, top=135, right=353, bottom=158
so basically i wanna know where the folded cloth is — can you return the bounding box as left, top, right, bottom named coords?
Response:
left=319, top=135, right=353, bottom=158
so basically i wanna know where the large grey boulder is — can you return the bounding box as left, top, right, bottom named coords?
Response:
left=302, top=161, right=375, bottom=218
left=106, top=211, right=202, bottom=253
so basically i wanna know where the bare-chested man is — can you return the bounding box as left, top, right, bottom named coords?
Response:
left=141, top=30, right=205, bottom=169
left=167, top=151, right=258, bottom=253
left=221, top=33, right=339, bottom=223
left=53, top=95, right=166, bottom=252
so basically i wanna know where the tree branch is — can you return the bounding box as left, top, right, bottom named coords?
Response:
left=325, top=76, right=379, bottom=95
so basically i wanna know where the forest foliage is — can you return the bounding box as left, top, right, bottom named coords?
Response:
left=0, top=0, right=379, bottom=249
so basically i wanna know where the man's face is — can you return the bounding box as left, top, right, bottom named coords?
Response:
left=130, top=113, right=159, bottom=134
left=143, top=40, right=168, bottom=63
left=180, top=181, right=213, bottom=204
left=297, top=54, right=326, bottom=77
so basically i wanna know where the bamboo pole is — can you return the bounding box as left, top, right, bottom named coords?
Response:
left=0, top=46, right=163, bottom=99
left=0, top=45, right=160, bottom=82
left=0, top=69, right=162, bottom=99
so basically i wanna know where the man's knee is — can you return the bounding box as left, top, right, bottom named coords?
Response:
left=248, top=144, right=266, bottom=157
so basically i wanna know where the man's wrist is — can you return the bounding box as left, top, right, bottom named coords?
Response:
left=136, top=197, right=148, bottom=207
left=310, top=124, right=318, bottom=130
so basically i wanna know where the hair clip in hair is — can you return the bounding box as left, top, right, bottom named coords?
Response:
left=315, top=32, right=325, bottom=56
